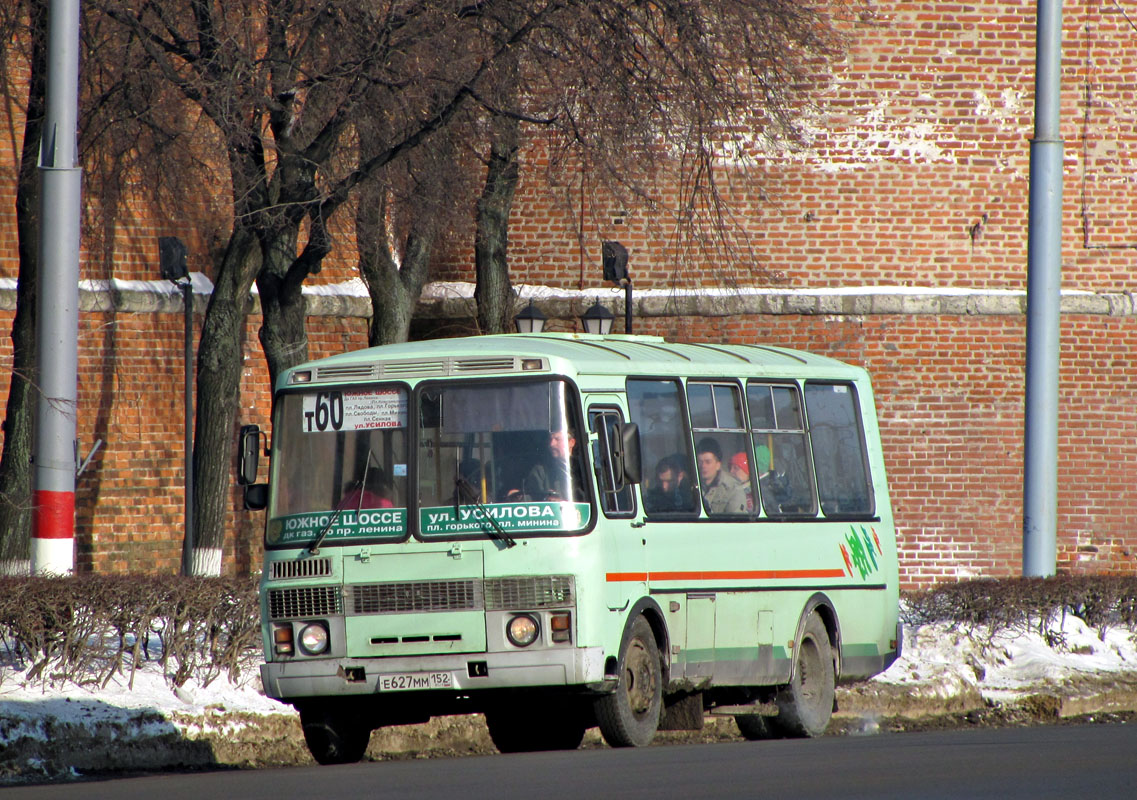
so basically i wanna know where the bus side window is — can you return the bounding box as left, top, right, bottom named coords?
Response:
left=746, top=382, right=818, bottom=517
left=627, top=379, right=698, bottom=516
left=688, top=382, right=753, bottom=516
left=804, top=382, right=874, bottom=516
left=589, top=408, right=636, bottom=517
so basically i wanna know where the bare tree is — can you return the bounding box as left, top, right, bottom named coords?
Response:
left=0, top=0, right=46, bottom=570
left=468, top=0, right=850, bottom=316
left=0, top=0, right=846, bottom=573
left=98, top=0, right=581, bottom=572
left=355, top=127, right=475, bottom=346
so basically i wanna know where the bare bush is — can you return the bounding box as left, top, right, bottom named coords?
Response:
left=903, top=575, right=1137, bottom=643
left=0, top=574, right=260, bottom=689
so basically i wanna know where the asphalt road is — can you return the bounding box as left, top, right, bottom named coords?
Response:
left=9, top=722, right=1137, bottom=799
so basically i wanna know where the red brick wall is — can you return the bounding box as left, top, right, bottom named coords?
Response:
left=6, top=301, right=1130, bottom=588
left=3, top=3, right=1137, bottom=587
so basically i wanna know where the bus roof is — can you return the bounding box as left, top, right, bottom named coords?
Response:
left=281, top=333, right=868, bottom=388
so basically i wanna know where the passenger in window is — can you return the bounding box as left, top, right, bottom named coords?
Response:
left=508, top=427, right=586, bottom=502
left=644, top=454, right=696, bottom=513
left=339, top=467, right=395, bottom=510
left=695, top=438, right=748, bottom=515
left=729, top=452, right=755, bottom=513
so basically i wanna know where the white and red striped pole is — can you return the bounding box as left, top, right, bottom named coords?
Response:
left=32, top=0, right=82, bottom=575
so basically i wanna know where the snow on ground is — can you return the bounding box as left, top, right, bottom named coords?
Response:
left=0, top=659, right=292, bottom=737
left=877, top=612, right=1137, bottom=706
left=3, top=612, right=1136, bottom=741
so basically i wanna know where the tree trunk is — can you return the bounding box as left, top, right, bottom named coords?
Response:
left=473, top=112, right=520, bottom=335
left=358, top=193, right=436, bottom=346
left=0, top=0, right=46, bottom=573
left=189, top=226, right=260, bottom=576
left=255, top=227, right=309, bottom=388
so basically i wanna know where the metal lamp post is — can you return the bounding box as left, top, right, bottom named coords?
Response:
left=159, top=237, right=195, bottom=576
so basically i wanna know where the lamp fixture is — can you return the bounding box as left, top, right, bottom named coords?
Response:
left=513, top=300, right=547, bottom=334
left=580, top=301, right=615, bottom=336
left=602, top=240, right=632, bottom=334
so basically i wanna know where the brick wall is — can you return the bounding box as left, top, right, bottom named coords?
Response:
left=2, top=3, right=1137, bottom=587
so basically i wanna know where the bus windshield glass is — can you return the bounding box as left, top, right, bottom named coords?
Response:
left=265, top=386, right=409, bottom=547
left=417, top=378, right=591, bottom=539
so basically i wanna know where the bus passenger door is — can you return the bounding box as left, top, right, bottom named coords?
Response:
left=589, top=403, right=646, bottom=611
left=685, top=593, right=716, bottom=678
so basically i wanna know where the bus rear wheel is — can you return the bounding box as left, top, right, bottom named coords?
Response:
left=734, top=713, right=776, bottom=740
left=484, top=704, right=587, bottom=753
left=299, top=703, right=372, bottom=765
left=769, top=610, right=835, bottom=738
left=594, top=615, right=662, bottom=747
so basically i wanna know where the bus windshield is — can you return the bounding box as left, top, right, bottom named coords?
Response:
left=416, top=378, right=591, bottom=539
left=266, top=386, right=409, bottom=547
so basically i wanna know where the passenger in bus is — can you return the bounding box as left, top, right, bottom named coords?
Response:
left=508, top=427, right=586, bottom=502
left=338, top=467, right=395, bottom=510
left=695, top=437, right=748, bottom=514
left=644, top=454, right=696, bottom=513
left=729, top=451, right=755, bottom=513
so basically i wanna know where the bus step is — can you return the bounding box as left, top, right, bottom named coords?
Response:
left=708, top=702, right=779, bottom=717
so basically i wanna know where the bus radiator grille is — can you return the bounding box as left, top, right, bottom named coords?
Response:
left=484, top=576, right=575, bottom=610
left=267, top=586, right=343, bottom=620
left=268, top=557, right=332, bottom=580
left=348, top=580, right=483, bottom=615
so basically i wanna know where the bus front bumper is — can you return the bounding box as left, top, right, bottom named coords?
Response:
left=261, top=646, right=609, bottom=700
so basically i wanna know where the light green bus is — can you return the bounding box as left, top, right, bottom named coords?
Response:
left=240, top=332, right=901, bottom=763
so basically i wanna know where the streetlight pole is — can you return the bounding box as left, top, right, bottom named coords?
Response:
left=159, top=237, right=195, bottom=576
left=31, top=0, right=82, bottom=575
left=1023, top=0, right=1062, bottom=578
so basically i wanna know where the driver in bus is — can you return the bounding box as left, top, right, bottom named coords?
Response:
left=507, top=427, right=586, bottom=502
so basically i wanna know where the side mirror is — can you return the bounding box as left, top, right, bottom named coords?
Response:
left=238, top=424, right=261, bottom=485
left=244, top=483, right=268, bottom=511
left=620, top=422, right=642, bottom=485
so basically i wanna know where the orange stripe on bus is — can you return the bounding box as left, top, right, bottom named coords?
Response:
left=605, top=569, right=847, bottom=583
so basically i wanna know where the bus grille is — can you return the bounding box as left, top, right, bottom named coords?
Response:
left=452, top=357, right=516, bottom=372
left=484, top=576, right=575, bottom=610
left=349, top=580, right=483, bottom=615
left=268, top=586, right=343, bottom=620
left=269, top=557, right=332, bottom=580
left=308, top=357, right=540, bottom=383
left=315, top=365, right=377, bottom=380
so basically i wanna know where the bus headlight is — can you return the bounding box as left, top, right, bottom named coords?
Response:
left=298, top=622, right=330, bottom=656
left=506, top=614, right=540, bottom=647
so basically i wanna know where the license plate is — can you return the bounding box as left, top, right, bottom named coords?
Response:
left=377, top=671, right=453, bottom=692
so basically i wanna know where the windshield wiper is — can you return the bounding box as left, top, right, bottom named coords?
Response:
left=311, top=450, right=377, bottom=555
left=308, top=506, right=344, bottom=555
left=455, top=475, right=516, bottom=549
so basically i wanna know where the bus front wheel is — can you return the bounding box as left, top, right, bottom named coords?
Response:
left=299, top=703, right=372, bottom=765
left=770, top=610, right=835, bottom=738
left=594, top=615, right=663, bottom=747
left=485, top=704, right=587, bottom=753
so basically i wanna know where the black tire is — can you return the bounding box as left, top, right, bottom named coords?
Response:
left=769, top=610, right=835, bottom=738
left=594, top=615, right=663, bottom=747
left=484, top=704, right=587, bottom=753
left=299, top=703, right=372, bottom=765
left=734, top=712, right=776, bottom=740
